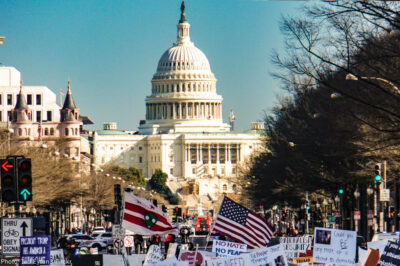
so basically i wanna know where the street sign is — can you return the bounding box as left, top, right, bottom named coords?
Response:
left=353, top=211, right=361, bottom=221
left=1, top=217, right=33, bottom=255
left=124, top=236, right=134, bottom=247
left=112, top=225, right=125, bottom=239
left=113, top=238, right=124, bottom=249
left=380, top=189, right=390, bottom=202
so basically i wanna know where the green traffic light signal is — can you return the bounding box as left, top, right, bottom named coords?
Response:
left=375, top=175, right=381, bottom=182
left=338, top=189, right=344, bottom=194
left=306, top=205, right=310, bottom=210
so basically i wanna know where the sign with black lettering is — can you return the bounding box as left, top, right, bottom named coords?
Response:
left=20, top=235, right=51, bottom=265
left=1, top=218, right=33, bottom=255
left=378, top=240, right=400, bottom=265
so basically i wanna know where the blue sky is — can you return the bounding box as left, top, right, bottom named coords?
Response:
left=0, top=0, right=307, bottom=131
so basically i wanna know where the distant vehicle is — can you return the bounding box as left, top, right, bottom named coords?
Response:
left=371, top=232, right=399, bottom=242
left=80, top=233, right=112, bottom=251
left=66, top=234, right=94, bottom=245
left=195, top=216, right=213, bottom=235
left=92, top=227, right=106, bottom=234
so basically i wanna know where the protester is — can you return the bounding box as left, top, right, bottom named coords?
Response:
left=134, top=234, right=144, bottom=253
left=164, top=234, right=176, bottom=253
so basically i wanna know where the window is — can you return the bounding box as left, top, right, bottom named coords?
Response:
left=47, top=111, right=52, bottom=121
left=36, top=111, right=41, bottom=122
left=0, top=111, right=2, bottom=121
left=170, top=168, right=174, bottom=175
left=170, top=155, right=174, bottom=162
left=0, top=94, right=2, bottom=105
left=139, top=156, right=143, bottom=163
left=139, top=146, right=142, bottom=151
left=27, top=94, right=32, bottom=105
left=7, top=94, right=12, bottom=105
left=50, top=128, right=54, bottom=135
left=36, top=94, right=42, bottom=105
left=44, top=128, right=49, bottom=136
left=192, top=168, right=196, bottom=174
left=7, top=111, right=12, bottom=121
left=222, top=184, right=227, bottom=191
left=190, top=144, right=197, bottom=164
left=65, top=128, right=69, bottom=136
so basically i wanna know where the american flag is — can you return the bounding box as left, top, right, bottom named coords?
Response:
left=60, top=88, right=65, bottom=96
left=213, top=197, right=274, bottom=249
left=122, top=193, right=178, bottom=235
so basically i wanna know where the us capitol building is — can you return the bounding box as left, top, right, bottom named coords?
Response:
left=91, top=2, right=264, bottom=207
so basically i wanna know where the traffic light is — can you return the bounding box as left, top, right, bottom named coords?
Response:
left=17, top=158, right=32, bottom=201
left=152, top=199, right=158, bottom=207
left=375, top=163, right=382, bottom=183
left=162, top=204, right=167, bottom=213
left=114, top=184, right=122, bottom=209
left=173, top=207, right=177, bottom=216
left=282, top=210, right=287, bottom=221
left=1, top=158, right=17, bottom=202
left=338, top=188, right=344, bottom=194
left=177, top=207, right=182, bottom=217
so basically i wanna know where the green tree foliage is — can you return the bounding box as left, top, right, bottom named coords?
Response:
left=149, top=169, right=168, bottom=194
left=110, top=165, right=146, bottom=186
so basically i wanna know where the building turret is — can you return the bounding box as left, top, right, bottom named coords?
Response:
left=12, top=80, right=32, bottom=122
left=61, top=80, right=79, bottom=122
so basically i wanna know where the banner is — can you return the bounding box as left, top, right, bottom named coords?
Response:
left=206, top=244, right=288, bottom=266
left=312, top=227, right=356, bottom=265
left=279, top=235, right=313, bottom=258
left=212, top=240, right=247, bottom=257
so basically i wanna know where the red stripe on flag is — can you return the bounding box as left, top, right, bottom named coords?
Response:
left=213, top=222, right=259, bottom=249
left=214, top=218, right=263, bottom=248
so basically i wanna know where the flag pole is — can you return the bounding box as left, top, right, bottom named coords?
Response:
left=203, top=196, right=226, bottom=251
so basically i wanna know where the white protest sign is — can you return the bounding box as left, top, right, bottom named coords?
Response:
left=126, top=254, right=147, bottom=266
left=166, top=243, right=178, bottom=258
left=313, top=227, right=357, bottom=265
left=212, top=240, right=247, bottom=257
left=103, top=254, right=125, bottom=266
left=50, top=249, right=65, bottom=266
left=144, top=245, right=164, bottom=265
left=1, top=217, right=33, bottom=255
left=279, top=235, right=313, bottom=258
left=243, top=244, right=288, bottom=266
left=150, top=256, right=189, bottom=266
left=205, top=255, right=247, bottom=266
left=124, top=235, right=134, bottom=247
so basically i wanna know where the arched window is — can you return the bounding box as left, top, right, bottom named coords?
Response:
left=18, top=128, right=22, bottom=136
left=65, top=128, right=69, bottom=136
left=50, top=128, right=54, bottom=135
left=222, top=184, right=227, bottom=191
left=75, top=128, right=78, bottom=135
left=44, top=128, right=49, bottom=136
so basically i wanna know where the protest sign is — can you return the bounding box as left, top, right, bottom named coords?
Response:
left=312, top=227, right=356, bottom=265
left=363, top=248, right=380, bottom=266
left=279, top=235, right=313, bottom=258
left=243, top=244, right=288, bottom=266
left=378, top=240, right=400, bottom=265
left=126, top=254, right=147, bottom=266
left=205, top=255, right=247, bottom=266
left=50, top=249, right=65, bottom=266
left=20, top=235, right=51, bottom=265
left=144, top=245, right=164, bottom=265
left=151, top=256, right=189, bottom=266
left=166, top=243, right=178, bottom=258
left=293, top=256, right=312, bottom=264
left=179, top=251, right=203, bottom=266
left=212, top=240, right=247, bottom=257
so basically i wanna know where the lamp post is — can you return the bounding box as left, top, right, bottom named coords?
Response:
left=366, top=186, right=374, bottom=241
left=335, top=195, right=341, bottom=229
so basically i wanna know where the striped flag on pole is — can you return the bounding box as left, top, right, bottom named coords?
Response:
left=213, top=197, right=274, bottom=249
left=122, top=192, right=178, bottom=235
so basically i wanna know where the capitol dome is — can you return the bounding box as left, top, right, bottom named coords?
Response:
left=139, top=1, right=230, bottom=135
left=156, top=45, right=211, bottom=73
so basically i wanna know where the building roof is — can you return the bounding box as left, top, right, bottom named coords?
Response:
left=62, top=80, right=77, bottom=109
left=96, top=130, right=130, bottom=135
